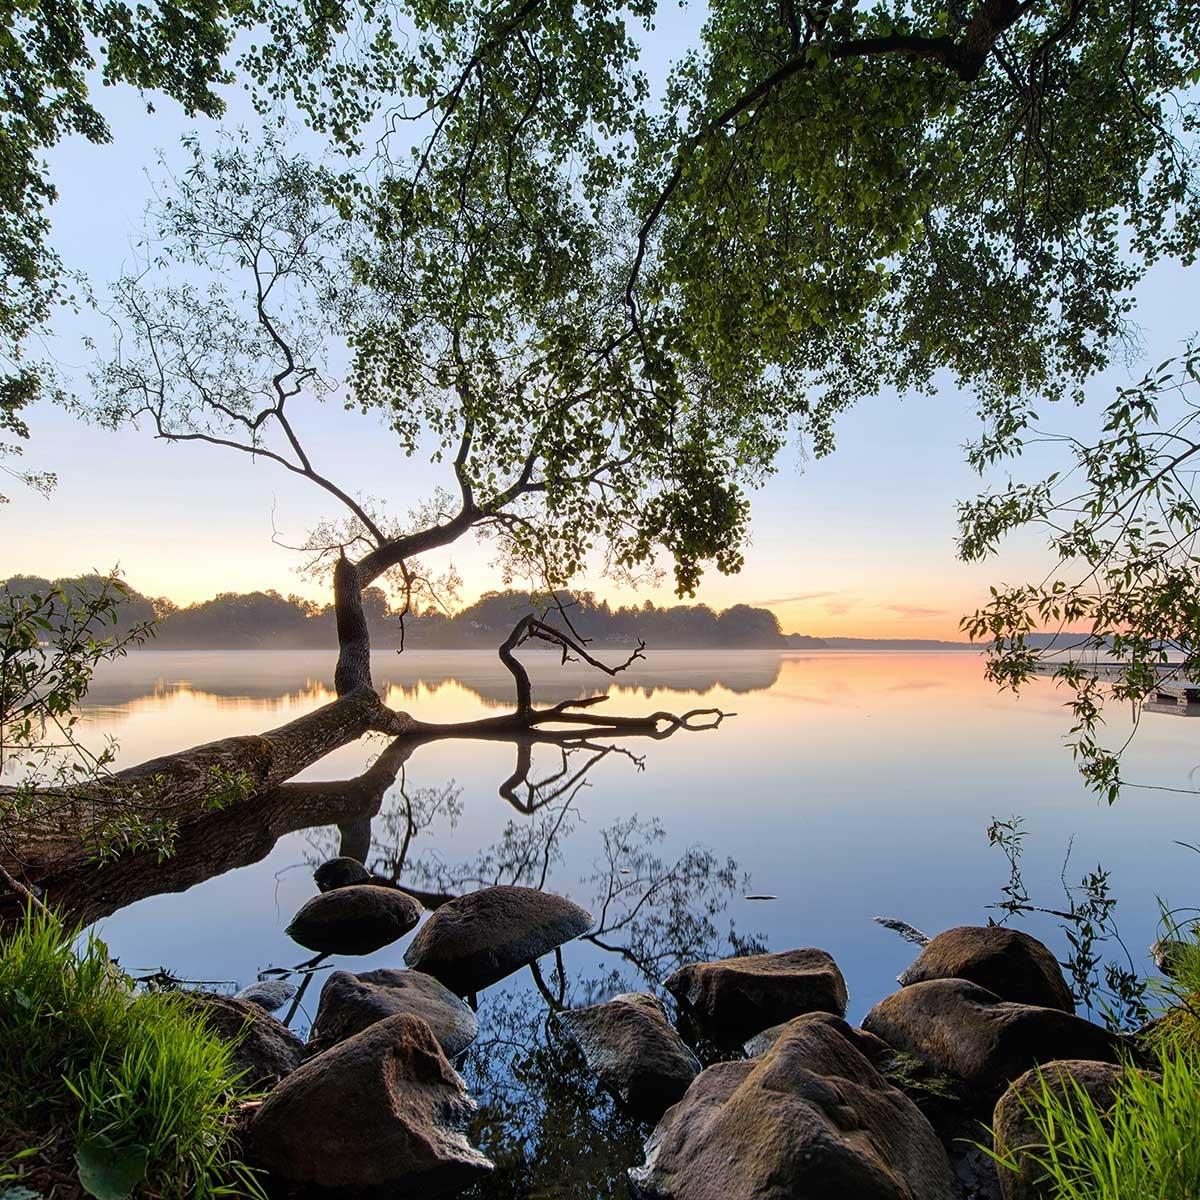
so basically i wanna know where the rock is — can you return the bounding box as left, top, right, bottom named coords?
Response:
left=183, top=991, right=305, bottom=1088
left=235, top=979, right=297, bottom=1012
left=314, top=856, right=374, bottom=891
left=628, top=1012, right=953, bottom=1200
left=403, top=885, right=592, bottom=995
left=310, top=968, right=478, bottom=1057
left=286, top=884, right=423, bottom=955
left=993, top=1060, right=1155, bottom=1200
left=1150, top=937, right=1189, bottom=978
left=862, top=979, right=1120, bottom=1097
left=744, top=1016, right=891, bottom=1061
left=559, top=992, right=701, bottom=1123
left=244, top=1012, right=493, bottom=1195
left=898, top=927, right=1075, bottom=1013
left=664, top=948, right=847, bottom=1045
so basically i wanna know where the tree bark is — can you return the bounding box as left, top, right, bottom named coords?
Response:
left=1, top=685, right=411, bottom=873
left=333, top=555, right=373, bottom=695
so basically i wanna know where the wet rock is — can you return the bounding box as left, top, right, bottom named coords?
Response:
left=310, top=968, right=478, bottom=1057
left=183, top=991, right=305, bottom=1088
left=862, top=979, right=1119, bottom=1097
left=993, top=1060, right=1155, bottom=1200
left=743, top=1015, right=890, bottom=1061
left=244, top=1012, right=493, bottom=1195
left=235, top=979, right=297, bottom=1013
left=629, top=1012, right=953, bottom=1200
left=898, top=927, right=1075, bottom=1013
left=286, top=884, right=423, bottom=956
left=664, top=948, right=847, bottom=1045
left=403, top=885, right=592, bottom=995
left=559, top=992, right=701, bottom=1123
left=314, top=856, right=374, bottom=891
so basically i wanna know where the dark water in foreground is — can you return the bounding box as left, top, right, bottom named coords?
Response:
left=34, top=649, right=1200, bottom=1194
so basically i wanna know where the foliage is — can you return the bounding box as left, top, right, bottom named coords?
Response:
left=82, top=0, right=1200, bottom=616
left=0, top=906, right=259, bottom=1198
left=989, top=1046, right=1200, bottom=1200
left=987, top=815, right=1150, bottom=1029
left=963, top=346, right=1200, bottom=800
left=0, top=572, right=167, bottom=865
left=0, top=0, right=243, bottom=493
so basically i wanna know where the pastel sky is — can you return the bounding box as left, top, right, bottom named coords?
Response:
left=1, top=16, right=1195, bottom=640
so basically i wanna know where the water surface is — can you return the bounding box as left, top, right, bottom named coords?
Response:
left=37, top=649, right=1200, bottom=1194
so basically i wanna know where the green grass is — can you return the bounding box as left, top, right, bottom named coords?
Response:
left=989, top=916, right=1200, bottom=1200
left=993, top=1050, right=1200, bottom=1200
left=0, top=906, right=261, bottom=1199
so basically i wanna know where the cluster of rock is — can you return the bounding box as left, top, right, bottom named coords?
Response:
left=186, top=862, right=1140, bottom=1200
left=187, top=868, right=594, bottom=1197
left=610, top=925, right=1135, bottom=1200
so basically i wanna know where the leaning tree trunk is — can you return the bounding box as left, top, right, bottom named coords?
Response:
left=1, top=684, right=412, bottom=873
left=1, top=567, right=726, bottom=886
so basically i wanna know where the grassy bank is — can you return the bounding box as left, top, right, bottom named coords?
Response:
left=992, top=927, right=1200, bottom=1200
left=0, top=907, right=259, bottom=1199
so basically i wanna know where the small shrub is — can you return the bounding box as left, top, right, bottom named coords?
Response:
left=0, top=906, right=261, bottom=1198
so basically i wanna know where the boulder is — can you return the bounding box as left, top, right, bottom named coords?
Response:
left=744, top=1016, right=890, bottom=1062
left=183, top=991, right=305, bottom=1088
left=235, top=978, right=297, bottom=1012
left=286, top=884, right=423, bottom=955
left=862, top=979, right=1119, bottom=1096
left=314, top=856, right=374, bottom=891
left=664, top=948, right=847, bottom=1045
left=244, top=1012, right=493, bottom=1195
left=310, top=968, right=478, bottom=1057
left=403, top=885, right=592, bottom=995
left=559, top=992, right=701, bottom=1123
left=993, top=1059, right=1154, bottom=1200
left=628, top=1012, right=953, bottom=1200
left=898, top=926, right=1075, bottom=1013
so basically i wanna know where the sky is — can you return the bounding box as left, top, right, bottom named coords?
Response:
left=1, top=15, right=1196, bottom=641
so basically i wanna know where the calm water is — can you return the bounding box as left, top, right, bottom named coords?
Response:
left=36, top=649, right=1200, bottom=1193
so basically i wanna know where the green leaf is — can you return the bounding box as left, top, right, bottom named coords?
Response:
left=1, top=1187, right=46, bottom=1200
left=74, top=1136, right=148, bottom=1200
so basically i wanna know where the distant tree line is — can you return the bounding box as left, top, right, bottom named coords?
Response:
left=0, top=576, right=829, bottom=651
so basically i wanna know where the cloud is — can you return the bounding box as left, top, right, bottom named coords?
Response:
left=884, top=604, right=947, bottom=618
left=755, top=590, right=838, bottom=607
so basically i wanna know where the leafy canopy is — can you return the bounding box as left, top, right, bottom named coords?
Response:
left=87, top=0, right=1200, bottom=602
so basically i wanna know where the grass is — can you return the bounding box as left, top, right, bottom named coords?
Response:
left=0, top=905, right=261, bottom=1199
left=989, top=916, right=1200, bottom=1200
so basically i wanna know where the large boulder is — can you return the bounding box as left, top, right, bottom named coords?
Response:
left=403, top=885, right=592, bottom=995
left=664, top=948, right=847, bottom=1045
left=559, top=992, right=701, bottom=1123
left=898, top=927, right=1075, bottom=1013
left=862, top=979, right=1119, bottom=1097
left=992, top=1059, right=1155, bottom=1200
left=182, top=991, right=305, bottom=1088
left=628, top=1012, right=953, bottom=1200
left=286, top=884, right=423, bottom=955
left=310, top=968, right=478, bottom=1057
left=244, top=1012, right=493, bottom=1195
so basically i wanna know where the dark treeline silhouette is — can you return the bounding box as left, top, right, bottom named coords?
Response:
left=2, top=574, right=831, bottom=651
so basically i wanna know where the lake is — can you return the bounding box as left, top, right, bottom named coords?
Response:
left=41, top=648, right=1200, bottom=1194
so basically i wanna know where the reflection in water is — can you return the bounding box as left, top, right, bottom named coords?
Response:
left=24, top=649, right=1200, bottom=1196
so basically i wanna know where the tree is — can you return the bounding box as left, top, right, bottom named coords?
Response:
left=0, top=573, right=155, bottom=890
left=961, top=345, right=1200, bottom=801
left=0, top=0, right=245, bottom=497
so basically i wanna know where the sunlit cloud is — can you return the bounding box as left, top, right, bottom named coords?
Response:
left=755, top=590, right=838, bottom=606
left=884, top=604, right=947, bottom=618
